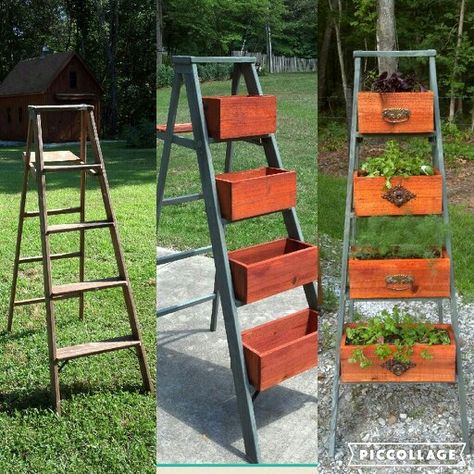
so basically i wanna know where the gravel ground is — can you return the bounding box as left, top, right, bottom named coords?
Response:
left=317, top=235, right=474, bottom=473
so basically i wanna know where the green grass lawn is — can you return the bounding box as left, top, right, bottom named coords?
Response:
left=319, top=173, right=474, bottom=299
left=0, top=142, right=156, bottom=473
left=156, top=73, right=317, bottom=250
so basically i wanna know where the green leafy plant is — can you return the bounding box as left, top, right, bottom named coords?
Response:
left=346, top=307, right=451, bottom=369
left=360, top=140, right=434, bottom=189
left=352, top=215, right=449, bottom=260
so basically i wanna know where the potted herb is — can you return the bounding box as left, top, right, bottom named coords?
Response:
left=358, top=71, right=434, bottom=133
left=340, top=307, right=455, bottom=382
left=348, top=216, right=450, bottom=298
left=353, top=140, right=442, bottom=216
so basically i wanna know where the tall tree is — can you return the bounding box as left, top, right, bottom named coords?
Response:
left=376, top=0, right=397, bottom=74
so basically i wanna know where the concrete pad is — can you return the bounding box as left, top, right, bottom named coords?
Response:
left=156, top=247, right=318, bottom=464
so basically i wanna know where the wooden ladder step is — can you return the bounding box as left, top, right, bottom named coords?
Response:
left=156, top=123, right=193, bottom=133
left=43, top=164, right=102, bottom=173
left=24, top=151, right=81, bottom=163
left=19, top=251, right=81, bottom=264
left=24, top=207, right=82, bottom=218
left=47, top=221, right=113, bottom=234
left=56, top=336, right=141, bottom=362
left=51, top=278, right=127, bottom=298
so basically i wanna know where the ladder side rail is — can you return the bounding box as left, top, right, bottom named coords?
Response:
left=79, top=110, right=87, bottom=320
left=328, top=56, right=362, bottom=458
left=183, top=63, right=261, bottom=463
left=7, top=118, right=34, bottom=331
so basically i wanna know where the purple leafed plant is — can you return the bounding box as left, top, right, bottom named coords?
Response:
left=372, top=71, right=427, bottom=93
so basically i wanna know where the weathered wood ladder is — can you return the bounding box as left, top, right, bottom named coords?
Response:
left=7, top=104, right=152, bottom=415
left=328, top=50, right=471, bottom=456
left=156, top=56, right=319, bottom=463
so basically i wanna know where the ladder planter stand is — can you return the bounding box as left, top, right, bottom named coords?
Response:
left=353, top=169, right=442, bottom=216
left=340, top=323, right=456, bottom=383
left=357, top=91, right=434, bottom=134
left=202, top=95, right=276, bottom=139
left=348, top=249, right=451, bottom=299
left=157, top=56, right=319, bottom=464
left=216, top=167, right=296, bottom=221
left=242, top=308, right=318, bottom=391
left=328, top=50, right=471, bottom=457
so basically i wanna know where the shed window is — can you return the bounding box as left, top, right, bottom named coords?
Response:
left=7, top=108, right=11, bottom=124
left=69, top=70, right=77, bottom=89
left=18, top=107, right=22, bottom=123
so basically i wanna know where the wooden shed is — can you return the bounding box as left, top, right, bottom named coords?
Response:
left=0, top=51, right=102, bottom=142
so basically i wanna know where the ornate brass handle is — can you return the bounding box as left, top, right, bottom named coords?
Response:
left=385, top=274, right=415, bottom=291
left=382, top=108, right=411, bottom=123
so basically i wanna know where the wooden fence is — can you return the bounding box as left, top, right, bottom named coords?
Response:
left=231, top=51, right=317, bottom=73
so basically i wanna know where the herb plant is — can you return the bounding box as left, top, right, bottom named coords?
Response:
left=371, top=71, right=427, bottom=93
left=360, top=140, right=434, bottom=189
left=346, top=307, right=451, bottom=369
left=352, top=215, right=448, bottom=260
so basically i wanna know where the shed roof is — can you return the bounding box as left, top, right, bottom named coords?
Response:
left=0, top=51, right=101, bottom=97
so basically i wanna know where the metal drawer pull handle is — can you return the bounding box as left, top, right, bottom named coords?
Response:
left=382, top=108, right=411, bottom=123
left=385, top=274, right=415, bottom=291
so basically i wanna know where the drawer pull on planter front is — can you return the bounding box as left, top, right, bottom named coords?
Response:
left=382, top=184, right=416, bottom=208
left=382, top=108, right=411, bottom=123
left=242, top=309, right=318, bottom=391
left=228, top=238, right=319, bottom=304
left=385, top=274, right=415, bottom=292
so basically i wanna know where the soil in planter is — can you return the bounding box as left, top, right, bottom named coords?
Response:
left=352, top=215, right=448, bottom=260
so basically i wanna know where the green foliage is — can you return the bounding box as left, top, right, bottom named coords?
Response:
left=346, top=307, right=451, bottom=368
left=197, top=64, right=232, bottom=82
left=318, top=121, right=347, bottom=152
left=360, top=140, right=434, bottom=189
left=440, top=122, right=474, bottom=162
left=123, top=119, right=155, bottom=148
left=352, top=215, right=448, bottom=260
left=157, top=65, right=174, bottom=88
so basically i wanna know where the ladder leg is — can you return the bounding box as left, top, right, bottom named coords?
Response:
left=32, top=110, right=62, bottom=414
left=87, top=111, right=153, bottom=393
left=184, top=66, right=260, bottom=463
left=437, top=300, right=443, bottom=323
left=209, top=273, right=219, bottom=332
left=79, top=110, right=87, bottom=321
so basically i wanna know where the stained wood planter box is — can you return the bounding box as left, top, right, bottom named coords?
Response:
left=340, top=323, right=456, bottom=383
left=202, top=95, right=276, bottom=140
left=348, top=249, right=450, bottom=299
left=216, top=167, right=296, bottom=221
left=358, top=91, right=434, bottom=134
left=242, top=308, right=318, bottom=391
left=228, top=238, right=319, bottom=304
left=353, top=170, right=442, bottom=216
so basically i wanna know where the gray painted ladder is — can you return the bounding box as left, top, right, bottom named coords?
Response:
left=8, top=105, right=153, bottom=415
left=156, top=56, right=319, bottom=463
left=328, top=50, right=470, bottom=456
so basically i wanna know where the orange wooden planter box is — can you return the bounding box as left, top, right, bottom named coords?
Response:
left=340, top=323, right=456, bottom=383
left=348, top=249, right=450, bottom=299
left=353, top=170, right=442, bottom=216
left=215, top=167, right=296, bottom=221
left=228, top=238, right=319, bottom=304
left=202, top=95, right=276, bottom=140
left=358, top=91, right=434, bottom=134
left=242, top=308, right=318, bottom=391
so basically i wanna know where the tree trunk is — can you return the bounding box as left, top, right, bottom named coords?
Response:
left=318, top=22, right=332, bottom=104
left=449, top=0, right=466, bottom=122
left=157, top=0, right=164, bottom=67
left=376, top=0, right=398, bottom=74
left=266, top=23, right=273, bottom=73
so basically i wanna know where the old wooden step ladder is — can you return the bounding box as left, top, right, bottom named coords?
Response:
left=156, top=56, right=319, bottom=463
left=7, top=104, right=152, bottom=415
left=328, top=50, right=470, bottom=456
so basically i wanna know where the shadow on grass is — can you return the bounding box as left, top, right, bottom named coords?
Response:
left=157, top=345, right=317, bottom=463
left=0, top=144, right=155, bottom=195
left=0, top=382, right=145, bottom=414
left=0, top=328, right=41, bottom=343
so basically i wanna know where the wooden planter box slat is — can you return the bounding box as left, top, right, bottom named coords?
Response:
left=242, top=308, right=318, bottom=391
left=353, top=170, right=442, bottom=216
left=202, top=95, right=276, bottom=140
left=228, top=238, right=319, bottom=304
left=349, top=249, right=450, bottom=299
left=340, top=323, right=456, bottom=383
left=358, top=91, right=434, bottom=134
left=216, top=167, right=296, bottom=221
